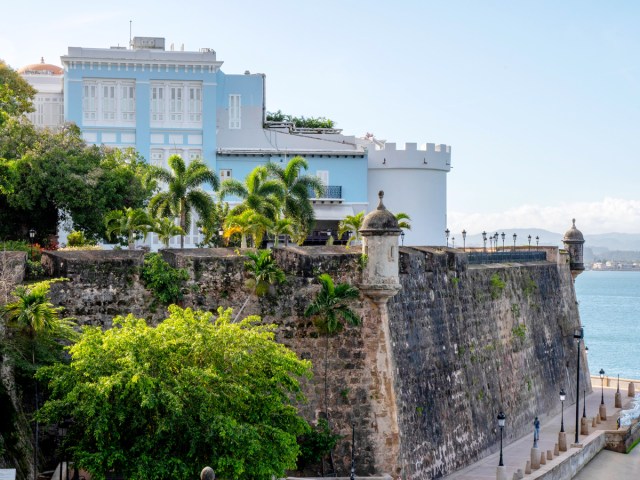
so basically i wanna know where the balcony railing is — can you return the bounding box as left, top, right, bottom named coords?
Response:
left=467, top=251, right=547, bottom=265
left=309, top=185, right=342, bottom=199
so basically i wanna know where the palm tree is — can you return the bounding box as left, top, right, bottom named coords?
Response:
left=338, top=211, right=365, bottom=248
left=104, top=207, right=152, bottom=250
left=149, top=155, right=218, bottom=248
left=395, top=212, right=411, bottom=231
left=265, top=156, right=324, bottom=231
left=151, top=217, right=185, bottom=248
left=304, top=274, right=361, bottom=420
left=3, top=279, right=77, bottom=480
left=269, top=218, right=294, bottom=247
left=223, top=209, right=271, bottom=249
left=197, top=200, right=230, bottom=247
left=244, top=250, right=286, bottom=296
left=218, top=166, right=283, bottom=222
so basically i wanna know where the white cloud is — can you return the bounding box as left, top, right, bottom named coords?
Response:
left=448, top=197, right=640, bottom=235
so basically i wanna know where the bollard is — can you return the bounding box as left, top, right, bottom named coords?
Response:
left=629, top=382, right=636, bottom=397
left=525, top=460, right=531, bottom=474
left=512, top=474, right=519, bottom=480
left=554, top=443, right=560, bottom=456
left=547, top=449, right=553, bottom=460
left=496, top=465, right=507, bottom=480
left=517, top=469, right=524, bottom=479
left=540, top=451, right=546, bottom=465
left=531, top=447, right=541, bottom=469
left=596, top=412, right=601, bottom=424
left=615, top=391, right=622, bottom=408
left=581, top=417, right=589, bottom=435
left=592, top=416, right=597, bottom=428
left=558, top=431, right=567, bottom=452
left=599, top=404, right=607, bottom=421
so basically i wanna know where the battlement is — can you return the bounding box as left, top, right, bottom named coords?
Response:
left=367, top=141, right=452, bottom=171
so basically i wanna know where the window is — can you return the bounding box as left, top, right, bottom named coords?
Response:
left=188, top=86, right=202, bottom=122
left=219, top=169, right=232, bottom=180
left=151, top=86, right=165, bottom=121
left=188, top=150, right=202, bottom=162
left=229, top=94, right=241, bottom=129
left=82, top=80, right=135, bottom=125
left=150, top=150, right=164, bottom=168
left=102, top=84, right=116, bottom=121
left=150, top=81, right=202, bottom=127
left=83, top=84, right=97, bottom=121
left=170, top=85, right=183, bottom=121
left=121, top=84, right=135, bottom=121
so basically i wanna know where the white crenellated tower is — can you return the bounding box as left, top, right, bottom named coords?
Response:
left=365, top=141, right=451, bottom=247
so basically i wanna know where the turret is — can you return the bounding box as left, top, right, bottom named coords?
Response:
left=359, top=191, right=402, bottom=305
left=562, top=219, right=585, bottom=280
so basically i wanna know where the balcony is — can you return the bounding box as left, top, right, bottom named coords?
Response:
left=310, top=185, right=343, bottom=202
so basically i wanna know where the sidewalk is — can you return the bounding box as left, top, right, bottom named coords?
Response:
left=445, top=378, right=637, bottom=480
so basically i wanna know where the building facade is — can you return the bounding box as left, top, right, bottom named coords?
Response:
left=20, top=37, right=451, bottom=247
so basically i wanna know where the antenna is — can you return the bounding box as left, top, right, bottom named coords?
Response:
left=129, top=20, right=132, bottom=48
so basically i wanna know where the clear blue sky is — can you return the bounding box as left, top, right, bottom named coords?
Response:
left=3, top=1, right=639, bottom=235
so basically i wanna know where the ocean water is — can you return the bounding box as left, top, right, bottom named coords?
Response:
left=574, top=270, right=640, bottom=381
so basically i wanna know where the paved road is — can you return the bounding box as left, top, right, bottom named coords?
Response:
left=445, top=378, right=637, bottom=479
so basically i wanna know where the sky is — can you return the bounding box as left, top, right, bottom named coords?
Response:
left=2, top=1, right=640, bottom=235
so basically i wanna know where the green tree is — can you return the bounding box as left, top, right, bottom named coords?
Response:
left=197, top=200, right=230, bottom=248
left=150, top=216, right=185, bottom=248
left=269, top=218, right=294, bottom=247
left=218, top=166, right=283, bottom=222
left=304, top=274, right=360, bottom=419
left=244, top=250, right=286, bottom=296
left=265, top=156, right=324, bottom=232
left=149, top=154, right=218, bottom=248
left=0, top=60, right=36, bottom=122
left=37, top=306, right=311, bottom=480
left=104, top=207, right=153, bottom=250
left=223, top=209, right=272, bottom=249
left=338, top=211, right=365, bottom=248
left=3, top=279, right=77, bottom=479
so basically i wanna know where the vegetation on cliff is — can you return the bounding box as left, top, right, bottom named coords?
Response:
left=37, top=306, right=312, bottom=480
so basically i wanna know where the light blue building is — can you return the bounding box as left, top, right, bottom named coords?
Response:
left=43, top=36, right=450, bottom=247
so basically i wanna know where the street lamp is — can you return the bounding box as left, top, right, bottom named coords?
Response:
left=512, top=233, right=517, bottom=251
left=559, top=389, right=566, bottom=432
left=452, top=237, right=455, bottom=248
left=445, top=228, right=450, bottom=247
left=482, top=231, right=487, bottom=252
left=494, top=232, right=499, bottom=252
left=497, top=411, right=506, bottom=467
left=462, top=229, right=467, bottom=251
left=350, top=423, right=356, bottom=480
left=600, top=368, right=605, bottom=405
left=29, top=228, right=36, bottom=260
left=501, top=232, right=506, bottom=251
left=574, top=326, right=584, bottom=444
left=536, top=235, right=540, bottom=250
left=528, top=234, right=532, bottom=252
left=400, top=231, right=405, bottom=246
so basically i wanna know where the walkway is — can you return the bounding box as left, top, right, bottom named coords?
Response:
left=445, top=378, right=637, bottom=480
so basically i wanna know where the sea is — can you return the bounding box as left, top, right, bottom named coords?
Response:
left=574, top=270, right=640, bottom=381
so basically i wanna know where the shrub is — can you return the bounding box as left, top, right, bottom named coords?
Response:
left=296, top=418, right=342, bottom=470
left=141, top=253, right=189, bottom=304
left=489, top=273, right=506, bottom=299
left=66, top=230, right=94, bottom=247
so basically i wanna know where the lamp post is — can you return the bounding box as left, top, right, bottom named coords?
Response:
left=560, top=389, right=566, bottom=432
left=462, top=229, right=467, bottom=251
left=501, top=232, right=506, bottom=252
left=445, top=228, right=450, bottom=247
left=600, top=369, right=605, bottom=405
left=512, top=233, right=517, bottom=251
left=29, top=228, right=36, bottom=260
left=574, top=327, right=584, bottom=444
left=536, top=235, right=539, bottom=250
left=482, top=231, right=487, bottom=252
left=494, top=232, right=499, bottom=253
left=528, top=234, right=532, bottom=252
left=498, top=411, right=506, bottom=466
left=400, top=231, right=405, bottom=247
left=452, top=237, right=455, bottom=248
left=350, top=423, right=356, bottom=480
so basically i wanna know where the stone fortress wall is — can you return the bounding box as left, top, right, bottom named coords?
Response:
left=41, top=244, right=588, bottom=478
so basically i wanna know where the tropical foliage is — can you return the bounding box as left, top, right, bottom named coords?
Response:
left=395, top=212, right=411, bottom=231
left=266, top=110, right=335, bottom=129
left=140, top=253, right=189, bottom=304
left=37, top=306, right=312, bottom=480
left=218, top=165, right=283, bottom=222
left=338, top=211, right=365, bottom=248
left=223, top=209, right=271, bottom=249
left=104, top=207, right=152, bottom=250
left=148, top=154, right=218, bottom=248
left=150, top=217, right=185, bottom=248
left=244, top=250, right=286, bottom=296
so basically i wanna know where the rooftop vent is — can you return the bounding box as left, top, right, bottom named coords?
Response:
left=132, top=37, right=165, bottom=50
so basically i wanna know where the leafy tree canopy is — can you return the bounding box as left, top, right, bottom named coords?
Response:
left=37, top=306, right=312, bottom=480
left=0, top=60, right=36, bottom=122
